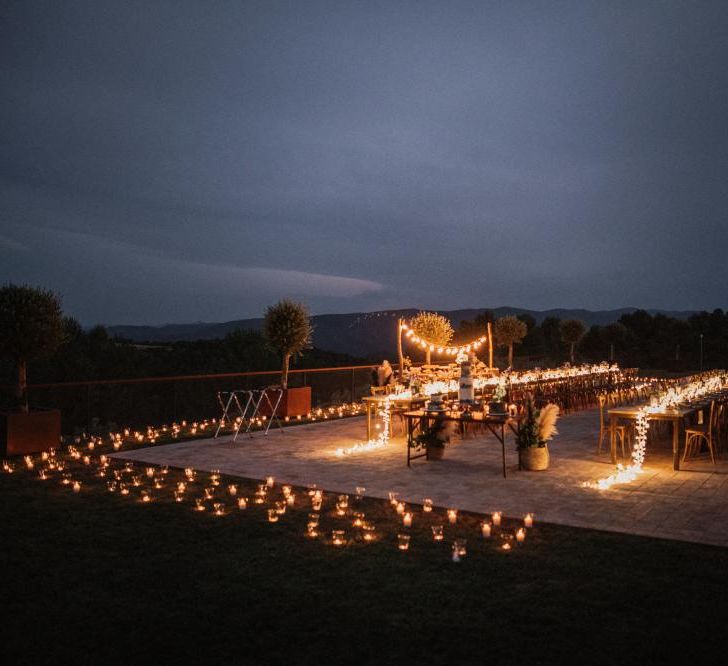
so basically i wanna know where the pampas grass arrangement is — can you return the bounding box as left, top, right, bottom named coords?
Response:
left=537, top=404, right=560, bottom=443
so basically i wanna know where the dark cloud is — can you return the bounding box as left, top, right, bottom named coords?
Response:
left=2, top=0, right=727, bottom=324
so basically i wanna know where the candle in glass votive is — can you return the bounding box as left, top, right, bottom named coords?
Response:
left=308, top=513, right=320, bottom=527
left=311, top=497, right=322, bottom=511
left=355, top=486, right=366, bottom=499
left=352, top=512, right=364, bottom=527
left=501, top=542, right=512, bottom=551
left=492, top=511, right=502, bottom=527
left=397, top=534, right=411, bottom=551
left=83, top=455, right=91, bottom=465
left=275, top=501, right=286, bottom=515
left=146, top=467, right=155, bottom=478
left=237, top=497, right=248, bottom=510
left=306, top=523, right=319, bottom=538
left=119, top=483, right=130, bottom=496
left=213, top=502, right=224, bottom=516
left=431, top=525, right=444, bottom=541
left=388, top=491, right=398, bottom=505
left=332, top=530, right=346, bottom=546
left=113, top=441, right=122, bottom=451
left=173, top=490, right=184, bottom=502
left=396, top=502, right=406, bottom=515
left=286, top=493, right=295, bottom=507
left=362, top=522, right=376, bottom=541
left=282, top=485, right=292, bottom=497
left=453, top=538, right=467, bottom=559
left=423, top=499, right=433, bottom=513
left=266, top=476, right=275, bottom=489
left=140, top=490, right=151, bottom=503
left=154, top=478, right=164, bottom=489
left=228, top=484, right=237, bottom=496
left=403, top=512, right=413, bottom=528
left=338, top=494, right=349, bottom=509
left=38, top=470, right=47, bottom=480
left=204, top=487, right=215, bottom=500
left=100, top=455, right=107, bottom=464
left=267, top=509, right=279, bottom=523
left=41, top=452, right=49, bottom=461
left=447, top=509, right=458, bottom=524
left=516, top=528, right=526, bottom=544
left=107, top=481, right=116, bottom=492
left=524, top=513, right=534, bottom=528
left=481, top=522, right=492, bottom=538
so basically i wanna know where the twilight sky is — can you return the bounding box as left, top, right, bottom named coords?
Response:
left=2, top=1, right=727, bottom=325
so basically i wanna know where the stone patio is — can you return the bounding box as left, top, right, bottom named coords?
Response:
left=114, top=409, right=728, bottom=547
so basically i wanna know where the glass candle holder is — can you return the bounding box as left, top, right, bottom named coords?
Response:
left=174, top=490, right=184, bottom=502
left=480, top=521, right=492, bottom=538
left=275, top=500, right=286, bottom=515
left=447, top=509, right=458, bottom=524
left=396, top=502, right=406, bottom=515
left=107, top=480, right=116, bottom=492
left=228, top=484, right=238, bottom=496
left=140, top=490, right=151, bottom=502
left=355, top=486, right=366, bottom=499
left=491, top=511, right=502, bottom=527
left=431, top=525, right=444, bottom=541
left=388, top=491, right=399, bottom=505
left=146, top=467, right=155, bottom=478
left=352, top=512, right=365, bottom=528
left=194, top=498, right=205, bottom=512
left=397, top=534, right=411, bottom=551
left=72, top=480, right=81, bottom=493
left=337, top=494, right=349, bottom=509
left=306, top=522, right=319, bottom=538
left=523, top=513, right=534, bottom=528
left=403, top=512, right=413, bottom=528
left=267, top=509, right=279, bottom=523
left=119, top=483, right=130, bottom=495
left=282, top=485, right=292, bottom=497
left=286, top=493, right=295, bottom=507
left=453, top=538, right=467, bottom=557
left=423, top=498, right=433, bottom=513
left=38, top=470, right=48, bottom=481
left=516, top=528, right=526, bottom=544
left=237, top=497, right=248, bottom=510
left=362, top=522, right=376, bottom=541
left=177, top=482, right=187, bottom=492
left=266, top=476, right=275, bottom=489
left=213, top=502, right=225, bottom=516
left=332, top=530, right=346, bottom=546
left=131, top=475, right=142, bottom=487
left=204, top=487, right=215, bottom=500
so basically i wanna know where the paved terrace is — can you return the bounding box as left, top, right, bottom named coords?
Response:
left=114, top=409, right=728, bottom=547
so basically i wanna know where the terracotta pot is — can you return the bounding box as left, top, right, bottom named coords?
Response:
left=427, top=446, right=445, bottom=461
left=0, top=408, right=61, bottom=456
left=519, top=445, right=549, bottom=471
left=258, top=387, right=312, bottom=418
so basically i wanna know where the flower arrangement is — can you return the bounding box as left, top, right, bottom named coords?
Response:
left=492, top=379, right=507, bottom=403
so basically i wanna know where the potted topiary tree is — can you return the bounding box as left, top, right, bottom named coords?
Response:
left=262, top=299, right=313, bottom=417
left=494, top=316, right=527, bottom=368
left=0, top=284, right=65, bottom=456
left=516, top=396, right=559, bottom=471
left=409, top=311, right=454, bottom=365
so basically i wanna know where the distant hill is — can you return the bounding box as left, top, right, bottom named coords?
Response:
left=108, top=307, right=699, bottom=358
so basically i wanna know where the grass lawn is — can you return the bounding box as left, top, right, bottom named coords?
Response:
left=2, top=447, right=728, bottom=665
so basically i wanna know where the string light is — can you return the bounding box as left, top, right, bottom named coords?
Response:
left=399, top=322, right=486, bottom=357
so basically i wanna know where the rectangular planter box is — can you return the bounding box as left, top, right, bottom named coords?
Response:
left=259, top=387, right=312, bottom=418
left=1, top=408, right=61, bottom=457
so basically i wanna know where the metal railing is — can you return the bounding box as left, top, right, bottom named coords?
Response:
left=0, top=365, right=379, bottom=435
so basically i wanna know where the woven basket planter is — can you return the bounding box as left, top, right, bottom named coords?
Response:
left=519, top=445, right=550, bottom=471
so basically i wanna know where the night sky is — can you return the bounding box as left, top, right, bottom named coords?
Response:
left=2, top=1, right=727, bottom=325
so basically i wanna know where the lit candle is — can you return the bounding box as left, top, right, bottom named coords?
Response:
left=306, top=523, right=319, bottom=538
left=492, top=511, right=502, bottom=527
left=228, top=484, right=238, bottom=496
left=332, top=530, right=346, bottom=546
left=73, top=481, right=82, bottom=492
left=397, top=534, right=411, bottom=551
left=286, top=493, right=295, bottom=507
left=146, top=467, right=155, bottom=478
left=282, top=485, right=292, bottom=497
left=38, top=470, right=47, bottom=480
left=501, top=542, right=512, bottom=551
left=403, top=512, right=413, bottom=528
left=237, top=497, right=248, bottom=510
left=524, top=513, right=534, bottom=528
left=177, top=481, right=186, bottom=492
left=213, top=503, right=225, bottom=516
left=119, top=483, right=129, bottom=495
left=195, top=498, right=205, bottom=512
left=356, top=486, right=366, bottom=499
left=396, top=502, right=405, bottom=515
left=204, top=487, right=215, bottom=500
left=423, top=498, right=433, bottom=513
left=266, top=476, right=275, bottom=489
left=447, top=509, right=458, bottom=524
left=267, top=509, right=278, bottom=523
left=431, top=525, right=444, bottom=541
left=275, top=501, right=286, bottom=515
left=140, top=490, right=151, bottom=503
left=174, top=490, right=184, bottom=502
left=107, top=481, right=116, bottom=492
left=480, top=522, right=492, bottom=538
left=83, top=455, right=91, bottom=465
left=362, top=522, right=376, bottom=541
left=516, top=528, right=526, bottom=544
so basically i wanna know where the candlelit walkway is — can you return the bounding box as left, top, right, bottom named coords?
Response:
left=113, top=409, right=728, bottom=547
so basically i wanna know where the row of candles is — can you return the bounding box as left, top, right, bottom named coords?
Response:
left=4, top=448, right=536, bottom=560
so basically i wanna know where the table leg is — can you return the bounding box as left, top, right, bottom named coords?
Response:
left=407, top=417, right=412, bottom=467
left=609, top=414, right=617, bottom=464
left=366, top=403, right=372, bottom=441
left=672, top=417, right=681, bottom=471
left=501, top=423, right=507, bottom=478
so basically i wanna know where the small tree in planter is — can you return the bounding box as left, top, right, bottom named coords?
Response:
left=0, top=284, right=65, bottom=455
left=560, top=319, right=586, bottom=363
left=262, top=299, right=313, bottom=416
left=494, top=316, right=527, bottom=368
left=409, top=311, right=453, bottom=365
left=516, top=395, right=559, bottom=471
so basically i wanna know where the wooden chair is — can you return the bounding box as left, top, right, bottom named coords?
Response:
left=597, top=394, right=631, bottom=458
left=682, top=401, right=717, bottom=464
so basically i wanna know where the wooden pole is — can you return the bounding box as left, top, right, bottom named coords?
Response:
left=397, top=318, right=405, bottom=379
left=487, top=321, right=493, bottom=369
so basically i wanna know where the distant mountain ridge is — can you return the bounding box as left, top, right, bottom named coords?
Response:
left=108, top=307, right=699, bottom=358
